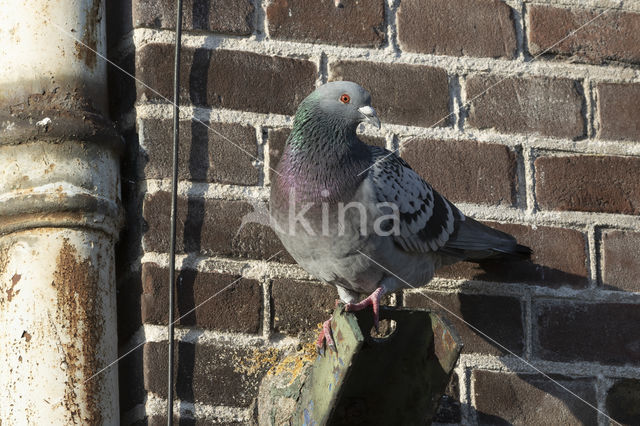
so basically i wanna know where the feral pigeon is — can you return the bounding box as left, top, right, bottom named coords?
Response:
left=269, top=81, right=531, bottom=351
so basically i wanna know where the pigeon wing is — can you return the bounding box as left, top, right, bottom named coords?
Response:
left=369, top=147, right=463, bottom=253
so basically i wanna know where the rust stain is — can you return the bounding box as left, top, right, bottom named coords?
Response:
left=75, top=1, right=101, bottom=68
left=6, top=273, right=21, bottom=302
left=21, top=330, right=31, bottom=342
left=0, top=245, right=8, bottom=278
left=0, top=245, right=8, bottom=309
left=52, top=238, right=103, bottom=424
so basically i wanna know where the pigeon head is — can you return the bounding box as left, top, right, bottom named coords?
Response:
left=301, top=81, right=381, bottom=131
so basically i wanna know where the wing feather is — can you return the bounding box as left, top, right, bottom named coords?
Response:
left=369, top=147, right=463, bottom=253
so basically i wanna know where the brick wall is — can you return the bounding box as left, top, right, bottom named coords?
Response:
left=108, top=0, right=640, bottom=424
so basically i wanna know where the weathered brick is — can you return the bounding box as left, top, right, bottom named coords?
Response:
left=601, top=230, right=640, bottom=293
left=528, top=5, right=640, bottom=65
left=267, top=0, right=385, bottom=47
left=271, top=278, right=336, bottom=335
left=140, top=119, right=259, bottom=185
left=404, top=291, right=524, bottom=355
left=535, top=155, right=640, bottom=215
left=267, top=127, right=386, bottom=183
left=397, top=0, right=516, bottom=58
left=597, top=83, right=640, bottom=142
left=143, top=192, right=294, bottom=263
left=534, top=299, right=640, bottom=365
left=473, top=370, right=597, bottom=425
left=466, top=75, right=585, bottom=139
left=606, top=378, right=640, bottom=425
left=144, top=342, right=280, bottom=407
left=330, top=61, right=450, bottom=127
left=141, top=264, right=262, bottom=333
left=437, top=223, right=588, bottom=288
left=133, top=0, right=254, bottom=35
left=400, top=139, right=517, bottom=206
left=137, top=44, right=316, bottom=115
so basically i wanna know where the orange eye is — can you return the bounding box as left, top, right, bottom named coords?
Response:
left=340, top=93, right=351, bottom=104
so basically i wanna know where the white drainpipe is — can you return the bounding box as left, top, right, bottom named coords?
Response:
left=0, top=0, right=121, bottom=423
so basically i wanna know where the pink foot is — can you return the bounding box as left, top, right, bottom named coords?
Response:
left=344, top=287, right=385, bottom=330
left=316, top=318, right=335, bottom=355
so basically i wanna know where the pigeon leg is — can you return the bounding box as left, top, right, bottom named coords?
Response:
left=344, top=287, right=385, bottom=330
left=316, top=317, right=336, bottom=355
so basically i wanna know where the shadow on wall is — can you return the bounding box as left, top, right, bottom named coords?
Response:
left=106, top=0, right=148, bottom=418
left=172, top=52, right=213, bottom=426
left=407, top=257, right=607, bottom=424
left=461, top=261, right=600, bottom=426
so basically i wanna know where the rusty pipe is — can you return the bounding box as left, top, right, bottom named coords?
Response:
left=0, top=0, right=121, bottom=423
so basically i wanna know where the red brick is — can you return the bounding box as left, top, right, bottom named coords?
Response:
left=137, top=44, right=316, bottom=115
left=397, top=0, right=516, bottom=58
left=141, top=264, right=262, bottom=333
left=400, top=139, right=518, bottom=206
left=271, top=278, right=336, bottom=335
left=144, top=342, right=280, bottom=407
left=142, top=192, right=294, bottom=263
left=597, top=83, right=640, bottom=141
left=528, top=5, right=640, bottom=65
left=473, top=370, right=597, bottom=425
left=606, top=379, right=640, bottom=425
left=132, top=0, right=254, bottom=35
left=466, top=75, right=585, bottom=139
left=330, top=61, right=450, bottom=127
left=267, top=0, right=385, bottom=47
left=141, top=119, right=259, bottom=185
left=534, top=299, right=640, bottom=365
left=535, top=155, right=640, bottom=215
left=437, top=223, right=588, bottom=289
left=404, top=291, right=525, bottom=356
left=601, top=230, right=640, bottom=293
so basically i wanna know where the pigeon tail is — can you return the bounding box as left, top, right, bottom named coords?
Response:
left=441, top=216, right=532, bottom=262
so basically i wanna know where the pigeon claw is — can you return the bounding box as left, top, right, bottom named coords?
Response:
left=344, top=287, right=385, bottom=331
left=316, top=318, right=336, bottom=356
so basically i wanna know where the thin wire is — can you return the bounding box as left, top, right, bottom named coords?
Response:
left=168, top=1, right=184, bottom=424
left=355, top=250, right=622, bottom=426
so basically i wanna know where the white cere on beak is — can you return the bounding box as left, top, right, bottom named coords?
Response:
left=358, top=105, right=381, bottom=129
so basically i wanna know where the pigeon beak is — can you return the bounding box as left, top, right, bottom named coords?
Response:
left=358, top=105, right=381, bottom=129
